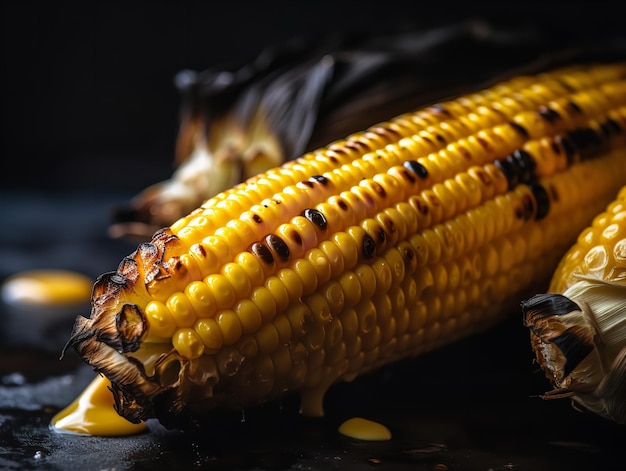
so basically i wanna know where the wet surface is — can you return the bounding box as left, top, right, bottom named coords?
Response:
left=2, top=320, right=626, bottom=471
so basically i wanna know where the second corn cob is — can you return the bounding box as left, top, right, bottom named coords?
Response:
left=66, top=62, right=626, bottom=430
left=521, top=185, right=626, bottom=424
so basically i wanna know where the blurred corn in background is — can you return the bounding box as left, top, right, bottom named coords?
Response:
left=107, top=20, right=626, bottom=240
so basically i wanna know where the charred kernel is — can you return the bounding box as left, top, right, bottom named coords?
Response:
left=566, top=128, right=604, bottom=159
left=605, top=117, right=622, bottom=134
left=511, top=149, right=536, bottom=182
left=403, top=160, right=429, bottom=179
left=508, top=121, right=530, bottom=139
left=337, top=198, right=349, bottom=211
left=265, top=234, right=290, bottom=261
left=302, top=208, right=328, bottom=231
left=568, top=100, right=583, bottom=114
left=362, top=233, right=377, bottom=259
left=529, top=184, right=551, bottom=220
left=311, top=175, right=329, bottom=185
left=252, top=214, right=263, bottom=224
left=537, top=105, right=561, bottom=122
left=289, top=229, right=302, bottom=245
left=250, top=242, right=274, bottom=265
left=493, top=158, right=520, bottom=190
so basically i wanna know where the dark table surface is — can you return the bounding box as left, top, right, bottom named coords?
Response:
left=1, top=190, right=624, bottom=471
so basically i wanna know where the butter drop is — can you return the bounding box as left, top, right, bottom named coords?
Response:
left=338, top=417, right=392, bottom=441
left=2, top=269, right=92, bottom=306
left=51, top=375, right=147, bottom=436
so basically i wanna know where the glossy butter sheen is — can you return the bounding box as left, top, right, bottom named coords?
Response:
left=338, top=417, right=392, bottom=441
left=50, top=375, right=147, bottom=436
left=1, top=269, right=93, bottom=306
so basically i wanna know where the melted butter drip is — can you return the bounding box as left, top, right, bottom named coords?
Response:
left=338, top=417, right=392, bottom=441
left=50, top=375, right=147, bottom=436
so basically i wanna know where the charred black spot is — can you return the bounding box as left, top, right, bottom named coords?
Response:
left=266, top=234, right=290, bottom=261
left=302, top=208, right=327, bottom=231
left=550, top=327, right=594, bottom=378
left=377, top=227, right=387, bottom=243
left=404, top=247, right=415, bottom=261
left=529, top=183, right=550, bottom=220
left=328, top=155, right=339, bottom=164
left=566, top=128, right=605, bottom=159
left=403, top=160, right=428, bottom=179
left=351, top=139, right=371, bottom=151
left=250, top=242, right=274, bottom=265
left=401, top=169, right=416, bottom=184
left=512, top=149, right=536, bottom=182
left=337, top=199, right=348, bottom=211
left=311, top=175, right=329, bottom=185
left=252, top=214, right=263, bottom=224
left=420, top=135, right=433, bottom=145
left=557, top=78, right=575, bottom=92
left=537, top=105, right=561, bottom=123
left=567, top=100, right=583, bottom=114
left=520, top=193, right=536, bottom=221
left=290, top=230, right=302, bottom=245
left=410, top=196, right=430, bottom=216
left=434, top=133, right=447, bottom=144
left=301, top=180, right=315, bottom=188
left=605, top=117, right=622, bottom=134
left=554, top=135, right=577, bottom=165
left=494, top=157, right=519, bottom=190
left=384, top=218, right=396, bottom=235
left=548, top=184, right=560, bottom=202
left=362, top=234, right=376, bottom=259
left=508, top=121, right=530, bottom=139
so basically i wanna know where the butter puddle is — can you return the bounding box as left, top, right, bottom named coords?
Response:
left=338, top=417, right=392, bottom=441
left=51, top=375, right=147, bottom=436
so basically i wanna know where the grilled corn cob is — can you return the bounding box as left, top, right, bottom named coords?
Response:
left=68, top=62, right=626, bottom=430
left=521, top=185, right=626, bottom=424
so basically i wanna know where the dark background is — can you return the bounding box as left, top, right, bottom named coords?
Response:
left=2, top=3, right=626, bottom=470
left=3, top=0, right=626, bottom=193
